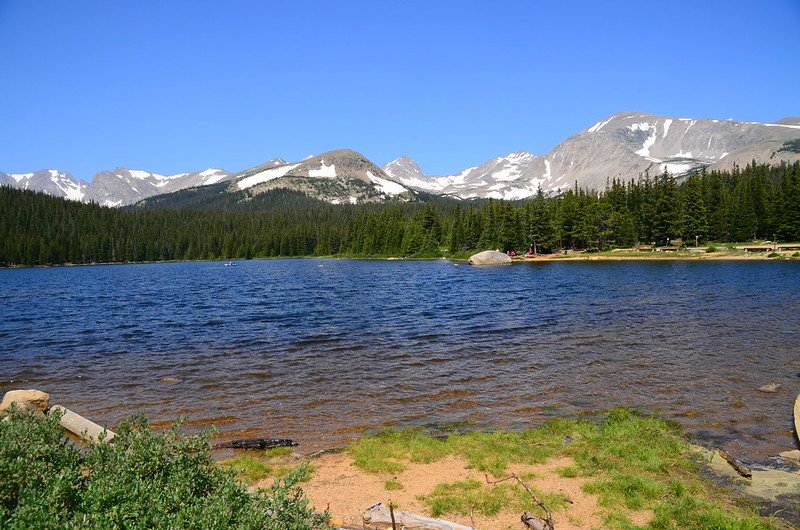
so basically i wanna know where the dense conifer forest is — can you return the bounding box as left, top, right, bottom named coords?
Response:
left=2, top=161, right=799, bottom=266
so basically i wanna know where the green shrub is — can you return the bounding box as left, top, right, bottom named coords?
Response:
left=706, top=245, right=717, bottom=253
left=0, top=407, right=330, bottom=529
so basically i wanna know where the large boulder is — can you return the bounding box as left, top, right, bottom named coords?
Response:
left=0, top=389, right=50, bottom=413
left=795, top=394, right=800, bottom=440
left=468, top=250, right=512, bottom=265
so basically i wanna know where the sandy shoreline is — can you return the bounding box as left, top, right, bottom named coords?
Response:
left=246, top=443, right=800, bottom=530
left=513, top=250, right=799, bottom=262
left=2, top=248, right=798, bottom=269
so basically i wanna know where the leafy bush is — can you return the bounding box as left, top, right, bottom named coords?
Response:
left=706, top=245, right=718, bottom=253
left=0, top=407, right=330, bottom=529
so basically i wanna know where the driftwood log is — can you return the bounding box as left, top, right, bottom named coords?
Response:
left=49, top=405, right=116, bottom=443
left=717, top=449, right=752, bottom=478
left=212, top=438, right=297, bottom=450
left=362, top=502, right=473, bottom=530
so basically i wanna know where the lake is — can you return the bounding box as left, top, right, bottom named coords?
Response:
left=1, top=259, right=798, bottom=463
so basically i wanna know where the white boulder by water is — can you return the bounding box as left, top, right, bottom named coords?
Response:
left=468, top=250, right=512, bottom=265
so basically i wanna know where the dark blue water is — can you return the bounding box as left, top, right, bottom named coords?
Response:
left=1, top=259, right=798, bottom=461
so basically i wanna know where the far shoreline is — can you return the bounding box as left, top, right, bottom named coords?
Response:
left=2, top=248, right=800, bottom=270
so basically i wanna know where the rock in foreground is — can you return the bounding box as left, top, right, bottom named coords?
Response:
left=0, top=389, right=50, bottom=413
left=469, top=250, right=512, bottom=265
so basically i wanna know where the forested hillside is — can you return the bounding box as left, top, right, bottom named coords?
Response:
left=2, top=161, right=798, bottom=266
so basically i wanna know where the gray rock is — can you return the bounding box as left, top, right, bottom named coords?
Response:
left=468, top=250, right=512, bottom=265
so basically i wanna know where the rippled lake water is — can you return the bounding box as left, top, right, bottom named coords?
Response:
left=1, top=259, right=798, bottom=462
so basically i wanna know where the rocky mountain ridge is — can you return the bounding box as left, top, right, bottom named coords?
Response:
left=4, top=111, right=800, bottom=205
left=0, top=167, right=233, bottom=206
left=384, top=112, right=800, bottom=199
left=230, top=149, right=415, bottom=204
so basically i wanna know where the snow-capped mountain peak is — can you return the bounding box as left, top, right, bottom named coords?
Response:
left=231, top=149, right=415, bottom=204
left=384, top=111, right=800, bottom=199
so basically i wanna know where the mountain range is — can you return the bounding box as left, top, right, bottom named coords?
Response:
left=3, top=111, right=799, bottom=206
left=384, top=112, right=800, bottom=199
left=0, top=167, right=231, bottom=207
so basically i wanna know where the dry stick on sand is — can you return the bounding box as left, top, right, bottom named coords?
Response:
left=717, top=449, right=752, bottom=479
left=484, top=473, right=555, bottom=530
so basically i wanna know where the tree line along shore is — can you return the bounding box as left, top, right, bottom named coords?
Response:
left=1, top=161, right=799, bottom=267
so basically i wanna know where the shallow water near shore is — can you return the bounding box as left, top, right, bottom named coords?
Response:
left=1, top=259, right=798, bottom=463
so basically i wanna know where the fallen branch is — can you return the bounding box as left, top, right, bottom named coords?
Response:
left=485, top=473, right=554, bottom=530
left=717, top=449, right=752, bottom=478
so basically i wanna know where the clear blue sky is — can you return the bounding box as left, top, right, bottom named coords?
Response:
left=1, top=1, right=799, bottom=180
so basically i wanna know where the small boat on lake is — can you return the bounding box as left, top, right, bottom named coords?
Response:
left=224, top=261, right=235, bottom=267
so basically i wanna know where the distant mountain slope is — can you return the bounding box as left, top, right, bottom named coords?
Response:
left=384, top=112, right=800, bottom=199
left=6, top=111, right=800, bottom=205
left=230, top=149, right=415, bottom=205
left=0, top=166, right=232, bottom=206
left=0, top=170, right=88, bottom=201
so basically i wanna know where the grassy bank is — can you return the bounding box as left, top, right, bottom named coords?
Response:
left=3, top=405, right=796, bottom=529
left=226, top=409, right=797, bottom=529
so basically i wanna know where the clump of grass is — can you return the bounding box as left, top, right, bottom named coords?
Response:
left=264, top=446, right=295, bottom=458
left=384, top=479, right=404, bottom=491
left=220, top=454, right=273, bottom=482
left=421, top=479, right=512, bottom=517
left=449, top=429, right=559, bottom=476
left=556, top=465, right=578, bottom=478
left=220, top=445, right=308, bottom=483
left=648, top=493, right=775, bottom=529
left=706, top=245, right=718, bottom=253
left=347, top=429, right=448, bottom=474
left=350, top=421, right=570, bottom=477
left=420, top=478, right=570, bottom=519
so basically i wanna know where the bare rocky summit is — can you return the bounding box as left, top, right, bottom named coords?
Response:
left=232, top=149, right=415, bottom=204
left=384, top=112, right=800, bottom=199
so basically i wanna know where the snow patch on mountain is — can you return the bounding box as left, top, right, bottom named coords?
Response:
left=367, top=171, right=406, bottom=195
left=308, top=161, right=337, bottom=178
left=197, top=169, right=227, bottom=185
left=662, top=119, right=672, bottom=138
left=237, top=163, right=300, bottom=190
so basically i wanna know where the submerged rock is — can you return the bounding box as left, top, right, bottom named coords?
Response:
left=779, top=449, right=800, bottom=462
left=758, top=382, right=781, bottom=393
left=0, top=389, right=50, bottom=413
left=468, top=250, right=512, bottom=265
